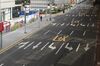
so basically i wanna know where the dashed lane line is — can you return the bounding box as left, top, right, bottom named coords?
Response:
left=24, top=41, right=35, bottom=49
left=76, top=43, right=80, bottom=52
left=61, top=23, right=65, bottom=26
left=18, top=42, right=29, bottom=49
left=55, top=43, right=65, bottom=55
left=70, top=31, right=74, bottom=36
left=83, top=31, right=86, bottom=36
left=40, top=42, right=50, bottom=51
left=44, top=30, right=50, bottom=35
left=57, top=30, right=62, bottom=35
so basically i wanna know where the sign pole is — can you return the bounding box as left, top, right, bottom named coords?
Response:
left=0, top=32, right=2, bottom=48
left=0, top=0, right=3, bottom=48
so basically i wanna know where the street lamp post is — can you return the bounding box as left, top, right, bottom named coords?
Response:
left=24, top=6, right=27, bottom=34
left=47, top=4, right=52, bottom=21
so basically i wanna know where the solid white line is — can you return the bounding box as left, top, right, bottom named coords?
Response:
left=76, top=43, right=80, bottom=52
left=44, top=30, right=50, bottom=35
left=24, top=42, right=34, bottom=49
left=83, top=31, right=86, bottom=36
left=55, top=43, right=65, bottom=55
left=0, top=63, right=4, bottom=66
left=40, top=42, right=50, bottom=51
left=57, top=30, right=62, bottom=34
left=70, top=31, right=74, bottom=36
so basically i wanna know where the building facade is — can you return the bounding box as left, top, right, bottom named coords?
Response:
left=0, top=0, right=15, bottom=21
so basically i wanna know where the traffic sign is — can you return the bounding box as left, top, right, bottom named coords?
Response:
left=0, top=22, right=4, bottom=32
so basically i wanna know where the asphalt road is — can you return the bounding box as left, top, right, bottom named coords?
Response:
left=0, top=1, right=97, bottom=66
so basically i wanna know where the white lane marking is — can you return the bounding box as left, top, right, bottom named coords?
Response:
left=32, top=42, right=42, bottom=49
left=83, top=31, right=86, bottom=36
left=86, top=15, right=89, bottom=16
left=65, top=43, right=73, bottom=51
left=61, top=23, right=65, bottom=26
left=52, top=23, right=56, bottom=26
left=18, top=42, right=29, bottom=49
left=56, top=23, right=60, bottom=27
left=23, top=64, right=25, bottom=66
left=72, top=15, right=75, bottom=17
left=70, top=31, right=74, bottom=36
left=48, top=43, right=56, bottom=50
left=91, top=23, right=95, bottom=27
left=80, top=23, right=85, bottom=26
left=24, top=41, right=34, bottom=49
left=66, top=15, right=68, bottom=16
left=91, top=15, right=93, bottom=16
left=76, top=43, right=80, bottom=52
left=57, top=30, right=62, bottom=34
left=40, top=42, right=50, bottom=51
left=66, top=23, right=69, bottom=26
left=84, top=43, right=89, bottom=51
left=71, top=18, right=74, bottom=23
left=87, top=23, right=89, bottom=27
left=18, top=41, right=29, bottom=45
left=44, top=30, right=50, bottom=35
left=55, top=43, right=65, bottom=55
left=0, top=63, right=4, bottom=66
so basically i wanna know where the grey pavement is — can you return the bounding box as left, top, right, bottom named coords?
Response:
left=1, top=4, right=77, bottom=51
left=1, top=8, right=71, bottom=49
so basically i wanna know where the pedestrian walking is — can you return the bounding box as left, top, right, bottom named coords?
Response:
left=40, top=15, right=42, bottom=21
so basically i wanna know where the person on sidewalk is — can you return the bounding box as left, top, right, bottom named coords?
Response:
left=39, top=10, right=43, bottom=21
left=40, top=15, right=43, bottom=21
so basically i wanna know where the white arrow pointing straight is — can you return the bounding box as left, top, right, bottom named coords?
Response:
left=32, top=42, right=42, bottom=49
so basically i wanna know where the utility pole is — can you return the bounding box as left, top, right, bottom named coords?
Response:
left=0, top=0, right=4, bottom=48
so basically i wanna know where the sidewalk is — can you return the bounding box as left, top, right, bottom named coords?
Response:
left=0, top=4, right=77, bottom=52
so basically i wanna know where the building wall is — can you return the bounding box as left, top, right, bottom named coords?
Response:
left=55, top=0, right=69, bottom=4
left=30, top=0, right=49, bottom=9
left=0, top=0, right=15, bottom=9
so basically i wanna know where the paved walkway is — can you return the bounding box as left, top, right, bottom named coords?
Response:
left=0, top=4, right=77, bottom=52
